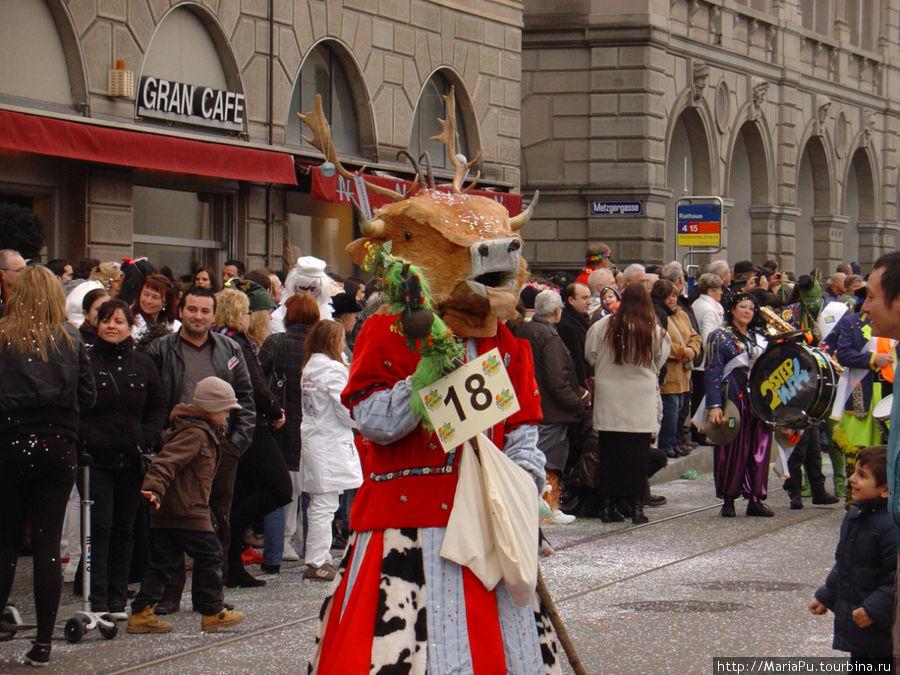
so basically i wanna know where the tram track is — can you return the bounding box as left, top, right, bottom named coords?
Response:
left=110, top=494, right=839, bottom=673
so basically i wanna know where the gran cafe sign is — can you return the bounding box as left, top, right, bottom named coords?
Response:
left=136, top=76, right=245, bottom=132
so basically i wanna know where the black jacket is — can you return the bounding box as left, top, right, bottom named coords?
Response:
left=0, top=324, right=95, bottom=439
left=556, top=304, right=591, bottom=387
left=218, top=329, right=281, bottom=425
left=80, top=337, right=168, bottom=470
left=512, top=315, right=584, bottom=424
left=143, top=330, right=256, bottom=455
left=815, top=498, right=896, bottom=657
left=258, top=323, right=312, bottom=471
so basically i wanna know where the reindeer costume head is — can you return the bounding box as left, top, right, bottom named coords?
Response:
left=298, top=89, right=537, bottom=338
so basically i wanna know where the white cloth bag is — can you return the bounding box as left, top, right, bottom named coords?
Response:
left=440, top=432, right=538, bottom=606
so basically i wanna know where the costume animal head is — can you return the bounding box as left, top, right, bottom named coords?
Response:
left=298, top=89, right=536, bottom=338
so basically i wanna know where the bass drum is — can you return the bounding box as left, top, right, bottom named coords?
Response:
left=748, top=341, right=838, bottom=429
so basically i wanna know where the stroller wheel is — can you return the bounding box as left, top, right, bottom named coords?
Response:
left=65, top=617, right=85, bottom=643
left=98, top=617, right=118, bottom=640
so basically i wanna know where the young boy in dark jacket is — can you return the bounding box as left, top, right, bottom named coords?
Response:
left=809, top=445, right=895, bottom=666
left=127, top=376, right=246, bottom=634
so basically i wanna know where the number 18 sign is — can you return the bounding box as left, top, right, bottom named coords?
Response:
left=419, top=348, right=521, bottom=452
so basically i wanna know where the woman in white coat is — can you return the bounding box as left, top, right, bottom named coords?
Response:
left=585, top=283, right=670, bottom=524
left=300, top=320, right=363, bottom=581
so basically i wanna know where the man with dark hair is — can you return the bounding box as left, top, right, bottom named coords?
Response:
left=222, top=259, right=245, bottom=285
left=144, top=285, right=255, bottom=614
left=47, top=259, right=73, bottom=281
left=861, top=250, right=900, bottom=666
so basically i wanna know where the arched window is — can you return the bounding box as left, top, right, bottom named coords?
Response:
left=287, top=44, right=359, bottom=156
left=410, top=73, right=471, bottom=169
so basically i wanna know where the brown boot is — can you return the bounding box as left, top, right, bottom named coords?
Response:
left=127, top=606, right=173, bottom=634
left=201, top=608, right=246, bottom=633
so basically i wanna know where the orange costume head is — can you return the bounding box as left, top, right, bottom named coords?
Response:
left=298, top=89, right=536, bottom=339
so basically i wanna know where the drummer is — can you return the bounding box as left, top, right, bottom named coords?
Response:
left=832, top=306, right=895, bottom=507
left=705, top=293, right=773, bottom=517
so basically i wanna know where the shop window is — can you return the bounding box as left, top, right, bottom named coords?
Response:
left=410, top=73, right=472, bottom=170
left=287, top=44, right=360, bottom=156
left=132, top=185, right=230, bottom=277
left=801, top=0, right=831, bottom=35
left=847, top=0, right=876, bottom=50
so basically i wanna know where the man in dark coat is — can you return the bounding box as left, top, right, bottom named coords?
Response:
left=513, top=290, right=589, bottom=524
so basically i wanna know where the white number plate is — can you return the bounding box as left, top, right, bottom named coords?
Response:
left=419, top=348, right=520, bottom=452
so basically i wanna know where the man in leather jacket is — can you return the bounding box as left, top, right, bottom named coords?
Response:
left=143, top=285, right=255, bottom=613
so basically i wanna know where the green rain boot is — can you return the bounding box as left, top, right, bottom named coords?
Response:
left=828, top=443, right=846, bottom=499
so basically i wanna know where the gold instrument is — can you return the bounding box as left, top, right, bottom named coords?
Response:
left=759, top=306, right=844, bottom=375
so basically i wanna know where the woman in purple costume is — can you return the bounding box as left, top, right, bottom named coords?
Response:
left=704, top=292, right=773, bottom=517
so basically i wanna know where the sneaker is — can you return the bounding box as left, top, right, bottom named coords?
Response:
left=303, top=563, right=337, bottom=581
left=24, top=641, right=50, bottom=667
left=551, top=509, right=576, bottom=525
left=201, top=608, right=246, bottom=633
left=282, top=541, right=300, bottom=562
left=127, top=606, right=173, bottom=634
left=240, top=547, right=263, bottom=565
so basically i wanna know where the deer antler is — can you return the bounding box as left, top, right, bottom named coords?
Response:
left=430, top=86, right=482, bottom=193
left=297, top=95, right=405, bottom=204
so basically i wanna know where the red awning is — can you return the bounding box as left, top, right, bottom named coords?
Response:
left=0, top=109, right=297, bottom=185
left=307, top=165, right=523, bottom=216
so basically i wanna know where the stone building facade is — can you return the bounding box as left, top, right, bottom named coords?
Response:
left=521, top=0, right=900, bottom=276
left=0, top=0, right=524, bottom=277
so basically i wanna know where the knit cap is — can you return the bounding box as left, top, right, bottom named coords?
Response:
left=192, top=376, right=241, bottom=413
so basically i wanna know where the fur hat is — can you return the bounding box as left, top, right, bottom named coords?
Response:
left=331, top=292, right=362, bottom=317
left=192, top=376, right=241, bottom=413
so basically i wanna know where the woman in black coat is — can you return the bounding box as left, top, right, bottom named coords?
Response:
left=79, top=299, right=167, bottom=618
left=213, top=287, right=292, bottom=585
left=0, top=266, right=95, bottom=666
left=258, top=292, right=320, bottom=565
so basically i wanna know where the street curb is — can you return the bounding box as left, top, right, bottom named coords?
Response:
left=650, top=445, right=714, bottom=486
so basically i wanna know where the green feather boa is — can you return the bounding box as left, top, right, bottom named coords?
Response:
left=361, top=242, right=464, bottom=428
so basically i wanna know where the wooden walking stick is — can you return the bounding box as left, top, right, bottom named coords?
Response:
left=536, top=567, right=588, bottom=675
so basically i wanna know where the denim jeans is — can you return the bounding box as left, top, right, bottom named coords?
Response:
left=659, top=393, right=685, bottom=454
left=262, top=508, right=284, bottom=566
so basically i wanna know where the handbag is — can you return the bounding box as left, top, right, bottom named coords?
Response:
left=440, top=432, right=539, bottom=607
left=266, top=336, right=288, bottom=410
left=101, top=368, right=157, bottom=474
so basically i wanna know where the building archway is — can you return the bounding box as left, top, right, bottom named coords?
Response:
left=285, top=38, right=376, bottom=160
left=665, top=95, right=717, bottom=261
left=726, top=119, right=773, bottom=262
left=842, top=146, right=877, bottom=267
left=795, top=135, right=833, bottom=275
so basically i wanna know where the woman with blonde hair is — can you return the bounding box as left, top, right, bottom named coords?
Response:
left=299, top=320, right=362, bottom=580
left=0, top=266, right=95, bottom=666
left=212, top=288, right=291, bottom=587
